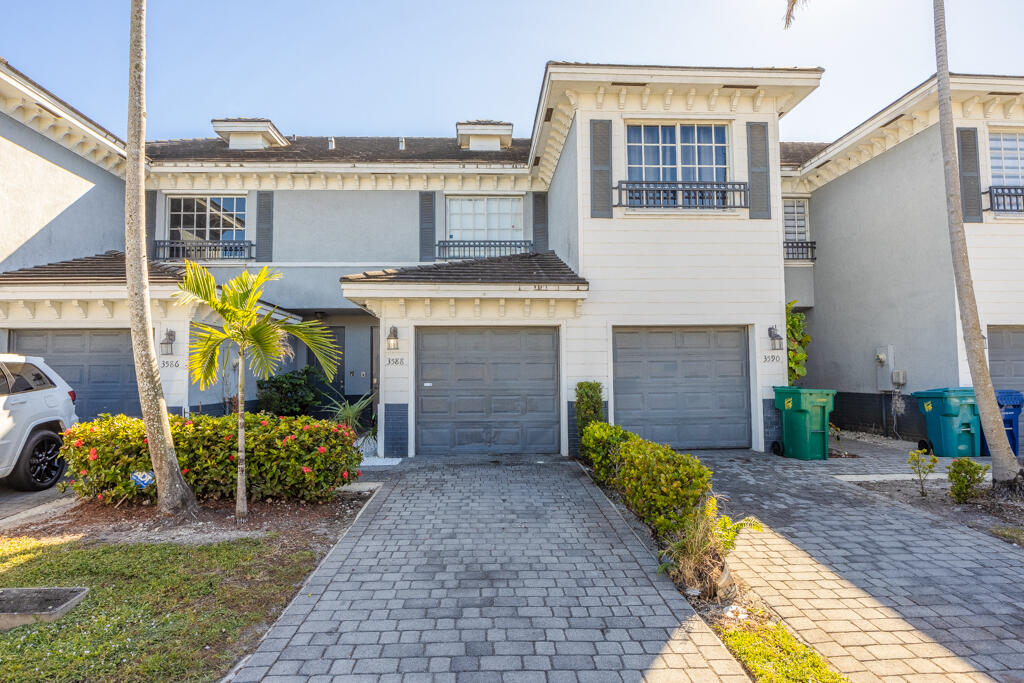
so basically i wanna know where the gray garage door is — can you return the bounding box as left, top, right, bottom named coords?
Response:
left=613, top=326, right=751, bottom=449
left=9, top=329, right=140, bottom=420
left=416, top=327, right=559, bottom=455
left=988, top=326, right=1024, bottom=391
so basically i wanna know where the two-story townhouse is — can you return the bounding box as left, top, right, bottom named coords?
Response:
left=780, top=73, right=1024, bottom=439
left=0, top=59, right=824, bottom=458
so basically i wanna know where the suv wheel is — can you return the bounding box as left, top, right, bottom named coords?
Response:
left=7, top=430, right=66, bottom=491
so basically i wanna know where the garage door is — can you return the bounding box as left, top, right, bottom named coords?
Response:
left=416, top=327, right=559, bottom=455
left=613, top=326, right=751, bottom=449
left=988, top=326, right=1024, bottom=391
left=9, top=329, right=140, bottom=420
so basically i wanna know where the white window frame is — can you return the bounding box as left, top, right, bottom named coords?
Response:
left=625, top=121, right=732, bottom=183
left=783, top=198, right=810, bottom=242
left=444, top=196, right=524, bottom=242
left=989, top=129, right=1024, bottom=187
left=166, top=195, right=248, bottom=242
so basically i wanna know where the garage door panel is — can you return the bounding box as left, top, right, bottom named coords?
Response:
left=613, top=326, right=750, bottom=449
left=416, top=327, right=559, bottom=455
left=988, top=326, right=1024, bottom=391
left=418, top=396, right=451, bottom=416
left=10, top=329, right=140, bottom=420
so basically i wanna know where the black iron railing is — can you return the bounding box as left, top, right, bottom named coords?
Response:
left=154, top=240, right=255, bottom=260
left=784, top=240, right=816, bottom=260
left=436, top=240, right=533, bottom=259
left=614, top=181, right=749, bottom=209
left=991, top=186, right=1024, bottom=213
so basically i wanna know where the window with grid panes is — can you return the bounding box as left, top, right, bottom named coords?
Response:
left=783, top=199, right=809, bottom=241
left=625, top=123, right=729, bottom=207
left=445, top=197, right=523, bottom=241
left=167, top=196, right=247, bottom=242
left=990, top=131, right=1024, bottom=186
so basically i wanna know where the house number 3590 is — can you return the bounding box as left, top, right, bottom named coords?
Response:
left=762, top=353, right=783, bottom=364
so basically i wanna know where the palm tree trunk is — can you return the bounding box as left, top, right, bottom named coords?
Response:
left=125, top=0, right=198, bottom=518
left=236, top=347, right=248, bottom=524
left=933, top=0, right=1021, bottom=484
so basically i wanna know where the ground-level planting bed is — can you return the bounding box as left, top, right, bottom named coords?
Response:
left=855, top=478, right=1024, bottom=545
left=0, top=492, right=370, bottom=682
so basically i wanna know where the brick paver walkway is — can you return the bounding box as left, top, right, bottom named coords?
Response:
left=702, top=440, right=1024, bottom=683
left=231, top=456, right=744, bottom=682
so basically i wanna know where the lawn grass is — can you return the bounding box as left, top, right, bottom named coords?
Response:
left=716, top=620, right=850, bottom=683
left=0, top=534, right=316, bottom=682
left=990, top=525, right=1024, bottom=545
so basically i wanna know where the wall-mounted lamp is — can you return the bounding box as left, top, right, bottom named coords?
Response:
left=160, top=330, right=176, bottom=356
left=386, top=326, right=399, bottom=351
left=767, top=325, right=784, bottom=351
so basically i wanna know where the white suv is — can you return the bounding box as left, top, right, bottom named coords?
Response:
left=0, top=354, right=77, bottom=491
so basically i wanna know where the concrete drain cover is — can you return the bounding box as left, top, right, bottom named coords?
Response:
left=0, top=587, right=89, bottom=630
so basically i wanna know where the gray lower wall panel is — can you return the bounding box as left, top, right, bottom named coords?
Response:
left=384, top=403, right=408, bottom=458
left=567, top=400, right=608, bottom=458
left=829, top=391, right=926, bottom=442
left=762, top=398, right=782, bottom=450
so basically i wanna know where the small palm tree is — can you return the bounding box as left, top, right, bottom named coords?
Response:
left=175, top=261, right=341, bottom=523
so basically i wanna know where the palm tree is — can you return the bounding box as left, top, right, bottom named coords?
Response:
left=174, top=262, right=341, bottom=523
left=784, top=0, right=1022, bottom=487
left=124, top=0, right=198, bottom=518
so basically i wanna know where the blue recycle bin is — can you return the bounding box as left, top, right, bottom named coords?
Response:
left=981, top=389, right=1023, bottom=457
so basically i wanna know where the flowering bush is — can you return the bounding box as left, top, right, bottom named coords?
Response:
left=60, top=413, right=362, bottom=504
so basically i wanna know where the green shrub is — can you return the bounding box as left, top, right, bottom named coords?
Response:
left=61, top=413, right=361, bottom=505
left=256, top=366, right=326, bottom=416
left=908, top=448, right=938, bottom=497
left=947, top=457, right=989, bottom=503
left=575, top=382, right=604, bottom=444
left=787, top=300, right=811, bottom=385
left=614, top=438, right=713, bottom=536
left=579, top=421, right=635, bottom=482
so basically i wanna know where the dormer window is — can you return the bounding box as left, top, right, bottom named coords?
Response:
left=211, top=118, right=289, bottom=150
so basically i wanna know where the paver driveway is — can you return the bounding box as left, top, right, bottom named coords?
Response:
left=231, top=456, right=743, bottom=682
left=702, top=441, right=1024, bottom=683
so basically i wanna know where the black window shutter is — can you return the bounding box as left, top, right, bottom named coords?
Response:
left=746, top=122, right=771, bottom=219
left=957, top=127, right=983, bottom=223
left=590, top=119, right=613, bottom=218
left=533, top=192, right=548, bottom=251
left=144, top=190, right=156, bottom=255
left=419, top=191, right=436, bottom=261
left=255, top=191, right=274, bottom=262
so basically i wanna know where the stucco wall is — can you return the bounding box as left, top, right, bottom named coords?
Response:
left=0, top=112, right=125, bottom=272
left=804, top=124, right=958, bottom=394
left=547, top=117, right=580, bottom=270
left=784, top=264, right=815, bottom=309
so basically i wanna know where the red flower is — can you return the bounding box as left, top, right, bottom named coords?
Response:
left=143, top=437, right=148, bottom=444
left=64, top=429, right=72, bottom=436
left=260, top=420, right=268, bottom=426
left=80, top=469, right=87, bottom=476
left=182, top=468, right=189, bottom=474
left=342, top=471, right=349, bottom=479
left=224, top=434, right=233, bottom=440
left=88, top=448, right=98, bottom=461
left=89, top=427, right=96, bottom=433
left=317, top=446, right=326, bottom=454
left=301, top=466, right=312, bottom=474
left=331, top=427, right=338, bottom=433
left=97, top=494, right=103, bottom=500
left=73, top=439, right=83, bottom=447
left=229, top=455, right=235, bottom=462
left=289, top=435, right=296, bottom=441
left=185, top=420, right=193, bottom=426
left=357, top=470, right=362, bottom=477
left=302, top=424, right=310, bottom=431
left=282, top=439, right=289, bottom=446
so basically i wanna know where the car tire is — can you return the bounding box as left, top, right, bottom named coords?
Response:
left=6, top=429, right=66, bottom=491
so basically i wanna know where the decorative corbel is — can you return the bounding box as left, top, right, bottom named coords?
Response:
left=595, top=86, right=605, bottom=110
left=473, top=298, right=481, bottom=317
left=564, top=89, right=578, bottom=110
left=449, top=298, right=456, bottom=317
left=1003, top=95, right=1022, bottom=119
left=498, top=298, right=505, bottom=317
left=96, top=299, right=113, bottom=318
left=686, top=88, right=696, bottom=111
left=548, top=299, right=556, bottom=318
left=44, top=300, right=62, bottom=319
left=729, top=90, right=741, bottom=112
left=523, top=299, right=531, bottom=317
left=20, top=300, right=36, bottom=319
left=618, top=87, right=627, bottom=110
left=962, top=95, right=979, bottom=118
left=398, top=298, right=406, bottom=317
left=753, top=89, right=765, bottom=112
left=640, top=87, right=650, bottom=111
left=575, top=299, right=584, bottom=317
left=424, top=298, right=431, bottom=318
left=708, top=89, right=719, bottom=111
left=70, top=299, right=87, bottom=318
left=983, top=97, right=1001, bottom=119
left=0, top=302, right=7, bottom=319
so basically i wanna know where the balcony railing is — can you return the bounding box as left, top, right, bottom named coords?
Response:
left=784, top=240, right=816, bottom=260
left=991, top=186, right=1024, bottom=213
left=614, top=181, right=749, bottom=210
left=153, top=240, right=255, bottom=261
left=436, top=240, right=533, bottom=260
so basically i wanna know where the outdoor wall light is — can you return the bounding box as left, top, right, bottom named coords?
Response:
left=768, top=326, right=784, bottom=351
left=160, top=330, right=176, bottom=356
left=386, top=326, right=400, bottom=351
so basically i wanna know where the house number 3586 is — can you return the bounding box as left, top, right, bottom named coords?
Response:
left=762, top=353, right=783, bottom=364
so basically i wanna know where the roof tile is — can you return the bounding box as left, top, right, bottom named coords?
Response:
left=0, top=251, right=184, bottom=286
left=341, top=251, right=588, bottom=286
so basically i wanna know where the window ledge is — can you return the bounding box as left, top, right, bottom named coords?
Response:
left=617, top=208, right=746, bottom=219
left=989, top=212, right=1024, bottom=222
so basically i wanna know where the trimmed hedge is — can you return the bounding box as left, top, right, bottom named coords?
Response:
left=580, top=421, right=712, bottom=536
left=61, top=413, right=361, bottom=504
left=574, top=381, right=604, bottom=443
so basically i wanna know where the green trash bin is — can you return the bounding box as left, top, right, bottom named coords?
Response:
left=912, top=388, right=981, bottom=458
left=772, top=386, right=837, bottom=460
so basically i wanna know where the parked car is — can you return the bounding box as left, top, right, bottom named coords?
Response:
left=0, top=354, right=77, bottom=491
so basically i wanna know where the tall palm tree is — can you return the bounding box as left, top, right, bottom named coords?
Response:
left=124, top=0, right=198, bottom=518
left=784, top=0, right=1022, bottom=486
left=175, top=262, right=341, bottom=523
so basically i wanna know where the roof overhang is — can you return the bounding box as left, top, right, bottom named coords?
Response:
left=342, top=281, right=588, bottom=305
left=0, top=57, right=126, bottom=176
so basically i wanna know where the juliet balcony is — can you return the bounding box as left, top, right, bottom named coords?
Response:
left=990, top=186, right=1024, bottom=213
left=613, top=181, right=750, bottom=210
left=153, top=240, right=255, bottom=261
left=435, top=240, right=534, bottom=260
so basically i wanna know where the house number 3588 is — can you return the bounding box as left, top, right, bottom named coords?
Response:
left=386, top=357, right=405, bottom=366
left=762, top=353, right=783, bottom=364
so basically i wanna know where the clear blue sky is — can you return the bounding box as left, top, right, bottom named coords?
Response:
left=1, top=1, right=1020, bottom=144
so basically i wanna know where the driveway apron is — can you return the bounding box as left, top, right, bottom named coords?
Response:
left=231, top=456, right=744, bottom=682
